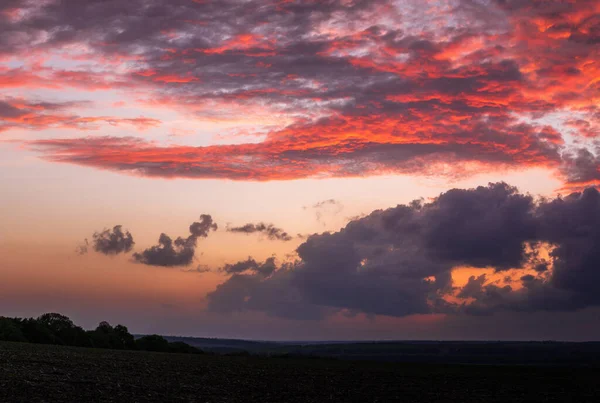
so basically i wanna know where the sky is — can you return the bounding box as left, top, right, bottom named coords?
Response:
left=1, top=0, right=600, bottom=341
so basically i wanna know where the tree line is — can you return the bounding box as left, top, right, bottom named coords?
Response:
left=0, top=313, right=201, bottom=354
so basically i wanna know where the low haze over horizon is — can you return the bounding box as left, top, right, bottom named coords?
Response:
left=1, top=0, right=600, bottom=341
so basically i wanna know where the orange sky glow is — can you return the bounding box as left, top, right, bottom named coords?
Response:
left=1, top=0, right=599, bottom=340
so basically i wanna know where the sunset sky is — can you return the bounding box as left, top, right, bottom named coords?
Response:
left=1, top=0, right=600, bottom=341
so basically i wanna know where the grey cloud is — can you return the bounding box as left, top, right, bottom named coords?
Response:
left=312, top=199, right=340, bottom=209
left=537, top=188, right=600, bottom=307
left=188, top=265, right=211, bottom=274
left=207, top=259, right=326, bottom=320
left=189, top=214, right=218, bottom=238
left=133, top=233, right=197, bottom=267
left=92, top=225, right=135, bottom=255
left=560, top=148, right=600, bottom=186
left=207, top=273, right=264, bottom=314
left=0, top=100, right=26, bottom=118
left=133, top=215, right=217, bottom=267
left=207, top=183, right=600, bottom=320
left=420, top=183, right=537, bottom=270
left=75, top=238, right=89, bottom=256
left=227, top=223, right=292, bottom=241
left=222, top=257, right=277, bottom=277
left=457, top=274, right=487, bottom=299
left=521, top=274, right=536, bottom=283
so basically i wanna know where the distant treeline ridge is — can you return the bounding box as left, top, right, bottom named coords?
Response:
left=0, top=313, right=201, bottom=354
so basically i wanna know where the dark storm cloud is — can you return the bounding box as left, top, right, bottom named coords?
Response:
left=207, top=183, right=600, bottom=319
left=536, top=187, right=600, bottom=308
left=457, top=275, right=488, bottom=299
left=133, top=215, right=217, bottom=267
left=91, top=225, right=135, bottom=255
left=227, top=223, right=292, bottom=241
left=208, top=259, right=326, bottom=320
left=420, top=184, right=537, bottom=270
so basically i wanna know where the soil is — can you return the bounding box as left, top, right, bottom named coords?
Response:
left=1, top=341, right=598, bottom=402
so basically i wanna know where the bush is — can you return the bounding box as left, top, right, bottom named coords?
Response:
left=0, top=317, right=27, bottom=342
left=225, top=350, right=251, bottom=357
left=136, top=335, right=170, bottom=352
left=168, top=341, right=201, bottom=354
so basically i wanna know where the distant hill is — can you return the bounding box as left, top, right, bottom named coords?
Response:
left=159, top=335, right=279, bottom=353
left=159, top=336, right=600, bottom=365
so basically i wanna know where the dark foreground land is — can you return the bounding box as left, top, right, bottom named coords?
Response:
left=1, top=341, right=599, bottom=402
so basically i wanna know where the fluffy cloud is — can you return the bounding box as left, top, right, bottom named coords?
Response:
left=207, top=183, right=600, bottom=319
left=82, top=225, right=135, bottom=255
left=133, top=215, right=217, bottom=267
left=133, top=233, right=197, bottom=267
left=190, top=214, right=218, bottom=238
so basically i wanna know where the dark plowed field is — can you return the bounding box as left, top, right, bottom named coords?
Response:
left=1, top=341, right=598, bottom=402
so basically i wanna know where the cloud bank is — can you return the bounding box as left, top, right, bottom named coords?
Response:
left=208, top=183, right=600, bottom=319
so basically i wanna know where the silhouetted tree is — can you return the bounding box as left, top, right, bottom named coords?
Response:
left=88, top=321, right=135, bottom=350
left=0, top=312, right=201, bottom=355
left=37, top=313, right=90, bottom=347
left=89, top=321, right=115, bottom=349
left=19, top=318, right=59, bottom=344
left=114, top=325, right=136, bottom=350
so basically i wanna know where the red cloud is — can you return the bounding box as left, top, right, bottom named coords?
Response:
left=2, top=0, right=598, bottom=187
left=134, top=69, right=199, bottom=83
left=24, top=111, right=560, bottom=181
left=196, top=33, right=276, bottom=56
left=0, top=98, right=160, bottom=134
